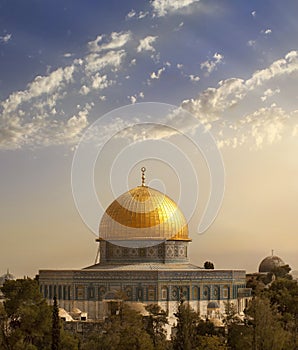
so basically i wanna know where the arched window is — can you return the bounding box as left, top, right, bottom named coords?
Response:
left=125, top=286, right=132, bottom=301
left=171, top=287, right=179, bottom=301
left=148, top=287, right=155, bottom=301
left=161, top=287, right=168, bottom=300
left=181, top=286, right=189, bottom=300
left=192, top=286, right=199, bottom=300
left=203, top=286, right=210, bottom=300
left=223, top=286, right=229, bottom=299
left=76, top=286, right=85, bottom=300
left=98, top=287, right=106, bottom=300
left=88, top=286, right=95, bottom=299
left=213, top=286, right=220, bottom=300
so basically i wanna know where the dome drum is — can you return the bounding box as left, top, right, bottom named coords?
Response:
left=99, top=240, right=189, bottom=264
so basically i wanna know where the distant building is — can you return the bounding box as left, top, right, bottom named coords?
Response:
left=259, top=253, right=285, bottom=273
left=0, top=269, right=15, bottom=300
left=246, top=251, right=293, bottom=289
left=38, top=168, right=251, bottom=326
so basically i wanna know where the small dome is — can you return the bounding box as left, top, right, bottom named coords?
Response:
left=259, top=255, right=285, bottom=273
left=0, top=270, right=15, bottom=286
left=99, top=185, right=189, bottom=242
left=207, top=302, right=219, bottom=309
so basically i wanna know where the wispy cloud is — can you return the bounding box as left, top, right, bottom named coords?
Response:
left=0, top=33, right=12, bottom=43
left=189, top=74, right=200, bottom=82
left=217, top=105, right=291, bottom=149
left=262, top=28, right=272, bottom=36
left=184, top=50, right=298, bottom=123
left=261, top=88, right=280, bottom=102
left=150, top=67, right=165, bottom=79
left=0, top=29, right=132, bottom=149
left=247, top=40, right=256, bottom=47
left=182, top=51, right=298, bottom=148
left=200, top=52, right=224, bottom=75
left=137, top=36, right=158, bottom=53
left=126, top=9, right=136, bottom=19
left=151, top=0, right=200, bottom=17
left=88, top=31, right=131, bottom=53
left=84, top=50, right=126, bottom=74
left=126, top=9, right=149, bottom=20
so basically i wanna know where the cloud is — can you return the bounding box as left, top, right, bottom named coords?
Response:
left=247, top=40, right=256, bottom=47
left=261, top=88, right=280, bottom=102
left=182, top=77, right=245, bottom=123
left=128, top=91, right=145, bottom=104
left=183, top=51, right=298, bottom=124
left=126, top=9, right=148, bottom=20
left=189, top=74, right=200, bottom=82
left=0, top=29, right=130, bottom=150
left=151, top=0, right=200, bottom=17
left=0, top=33, right=12, bottom=43
left=0, top=102, right=91, bottom=149
left=129, top=95, right=137, bottom=104
left=88, top=31, right=131, bottom=53
left=200, top=52, right=224, bottom=75
left=138, top=11, right=149, bottom=19
left=126, top=9, right=136, bottom=19
left=87, top=35, right=103, bottom=52
left=79, top=85, right=90, bottom=95
left=292, top=123, right=298, bottom=136
left=91, top=74, right=111, bottom=90
left=174, top=21, right=184, bottom=31
left=85, top=50, right=126, bottom=74
left=223, top=105, right=290, bottom=149
left=150, top=67, right=165, bottom=79
left=137, top=36, right=158, bottom=52
left=1, top=64, right=76, bottom=116
left=62, top=106, right=90, bottom=141
left=181, top=51, right=298, bottom=148
left=262, top=29, right=272, bottom=35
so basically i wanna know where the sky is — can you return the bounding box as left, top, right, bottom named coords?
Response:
left=0, top=0, right=297, bottom=277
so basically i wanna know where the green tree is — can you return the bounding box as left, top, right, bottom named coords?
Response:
left=265, top=278, right=298, bottom=348
left=82, top=303, right=154, bottom=350
left=172, top=301, right=200, bottom=350
left=52, top=295, right=60, bottom=350
left=60, top=328, right=79, bottom=350
left=144, top=304, right=168, bottom=349
left=204, top=261, right=215, bottom=269
left=245, top=296, right=290, bottom=350
left=0, top=278, right=52, bottom=350
left=196, top=319, right=227, bottom=350
left=196, top=319, right=217, bottom=336
left=271, top=265, right=292, bottom=280
left=0, top=303, right=10, bottom=350
left=196, top=335, right=227, bottom=349
left=222, top=301, right=244, bottom=349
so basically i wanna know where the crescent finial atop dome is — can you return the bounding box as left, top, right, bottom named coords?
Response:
left=141, top=167, right=146, bottom=186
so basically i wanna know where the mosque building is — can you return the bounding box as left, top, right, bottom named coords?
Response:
left=38, top=168, right=251, bottom=324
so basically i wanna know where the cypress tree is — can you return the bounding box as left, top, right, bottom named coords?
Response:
left=52, top=295, right=61, bottom=350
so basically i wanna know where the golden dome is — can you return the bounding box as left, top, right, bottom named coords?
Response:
left=99, top=185, right=190, bottom=242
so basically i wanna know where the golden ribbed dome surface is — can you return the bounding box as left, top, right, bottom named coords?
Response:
left=99, top=186, right=190, bottom=241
